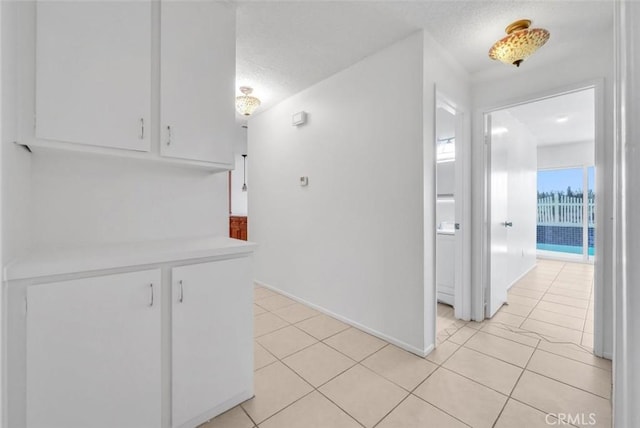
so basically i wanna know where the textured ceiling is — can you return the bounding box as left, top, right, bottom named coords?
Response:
left=236, top=1, right=613, bottom=116
left=505, top=87, right=595, bottom=147
left=236, top=1, right=420, bottom=113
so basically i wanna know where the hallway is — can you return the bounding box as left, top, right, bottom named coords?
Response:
left=202, top=260, right=610, bottom=428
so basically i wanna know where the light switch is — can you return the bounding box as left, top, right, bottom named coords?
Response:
left=300, top=176, right=309, bottom=186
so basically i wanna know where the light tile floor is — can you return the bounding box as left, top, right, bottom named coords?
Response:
left=201, top=259, right=610, bottom=428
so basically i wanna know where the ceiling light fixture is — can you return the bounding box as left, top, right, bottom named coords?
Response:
left=241, top=154, right=248, bottom=192
left=489, top=19, right=550, bottom=67
left=236, top=86, right=261, bottom=116
left=492, top=126, right=509, bottom=135
left=556, top=116, right=569, bottom=123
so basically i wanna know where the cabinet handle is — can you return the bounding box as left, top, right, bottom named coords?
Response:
left=166, top=125, right=172, bottom=146
left=149, top=283, right=154, bottom=307
left=139, top=118, right=145, bottom=140
left=179, top=280, right=184, bottom=303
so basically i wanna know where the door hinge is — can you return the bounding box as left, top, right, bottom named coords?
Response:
left=25, top=296, right=28, bottom=314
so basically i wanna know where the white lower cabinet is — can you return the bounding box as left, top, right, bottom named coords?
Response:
left=14, top=247, right=254, bottom=428
left=26, top=269, right=162, bottom=428
left=436, top=233, right=455, bottom=306
left=171, top=258, right=253, bottom=428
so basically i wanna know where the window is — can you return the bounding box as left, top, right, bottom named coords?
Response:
left=537, top=167, right=594, bottom=260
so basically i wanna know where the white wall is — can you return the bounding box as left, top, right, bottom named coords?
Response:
left=615, top=1, right=640, bottom=425
left=2, top=3, right=34, bottom=426
left=538, top=141, right=595, bottom=170
left=492, top=110, right=538, bottom=287
left=1, top=3, right=5, bottom=425
left=250, top=32, right=426, bottom=353
left=250, top=31, right=470, bottom=355
left=2, top=1, right=32, bottom=264
left=230, top=128, right=248, bottom=216
left=8, top=2, right=229, bottom=251
left=471, top=30, right=615, bottom=358
left=29, top=151, right=228, bottom=248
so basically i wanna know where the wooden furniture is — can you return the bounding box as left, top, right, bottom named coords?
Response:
left=230, top=216, right=248, bottom=241
left=6, top=237, right=256, bottom=428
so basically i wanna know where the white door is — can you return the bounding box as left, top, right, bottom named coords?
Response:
left=26, top=270, right=162, bottom=428
left=453, top=108, right=468, bottom=319
left=487, top=113, right=509, bottom=317
left=160, top=1, right=235, bottom=164
left=36, top=1, right=151, bottom=151
left=172, top=258, right=252, bottom=428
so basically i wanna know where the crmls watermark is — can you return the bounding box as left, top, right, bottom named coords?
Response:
left=546, top=413, right=597, bottom=426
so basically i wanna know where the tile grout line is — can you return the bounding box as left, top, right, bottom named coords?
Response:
left=251, top=334, right=365, bottom=427
left=581, top=272, right=596, bottom=347
left=514, top=262, right=595, bottom=346
left=252, top=299, right=393, bottom=428
left=476, top=323, right=540, bottom=348
left=249, top=263, right=602, bottom=428
left=484, top=320, right=597, bottom=357
left=366, top=335, right=473, bottom=427
left=497, top=309, right=592, bottom=428
left=386, top=329, right=489, bottom=427
left=490, top=332, right=543, bottom=428
left=515, top=262, right=563, bottom=330
left=550, top=263, right=594, bottom=349
left=491, top=303, right=611, bottom=423
left=239, top=403, right=259, bottom=428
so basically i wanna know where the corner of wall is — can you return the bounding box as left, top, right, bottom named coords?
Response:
left=2, top=0, right=33, bottom=264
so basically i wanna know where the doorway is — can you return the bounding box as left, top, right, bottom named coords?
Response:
left=537, top=166, right=595, bottom=262
left=484, top=87, right=598, bottom=352
left=434, top=90, right=471, bottom=344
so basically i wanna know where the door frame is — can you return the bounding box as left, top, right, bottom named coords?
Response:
left=475, top=79, right=606, bottom=356
left=434, top=89, right=471, bottom=322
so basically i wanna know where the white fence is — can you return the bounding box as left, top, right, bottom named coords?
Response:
left=538, top=194, right=595, bottom=226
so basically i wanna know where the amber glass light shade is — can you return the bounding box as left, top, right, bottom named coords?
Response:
left=235, top=86, right=261, bottom=116
left=489, top=19, right=550, bottom=67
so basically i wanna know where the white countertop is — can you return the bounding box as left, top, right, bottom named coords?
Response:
left=4, top=236, right=257, bottom=281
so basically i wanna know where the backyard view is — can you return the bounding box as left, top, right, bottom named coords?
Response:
left=537, top=167, right=595, bottom=258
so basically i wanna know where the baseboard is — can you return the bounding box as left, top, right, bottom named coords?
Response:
left=506, top=263, right=537, bottom=290
left=422, top=343, right=435, bottom=357
left=177, top=389, right=253, bottom=428
left=255, top=280, right=429, bottom=357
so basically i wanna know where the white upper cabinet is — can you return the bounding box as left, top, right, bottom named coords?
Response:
left=160, top=1, right=235, bottom=165
left=34, top=1, right=236, bottom=169
left=36, top=1, right=151, bottom=152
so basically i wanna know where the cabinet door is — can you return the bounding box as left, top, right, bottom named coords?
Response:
left=160, top=1, right=235, bottom=164
left=36, top=1, right=151, bottom=151
left=172, top=258, right=252, bottom=428
left=26, top=270, right=161, bottom=428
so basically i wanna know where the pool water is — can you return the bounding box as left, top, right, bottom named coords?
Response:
left=537, top=243, right=595, bottom=256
